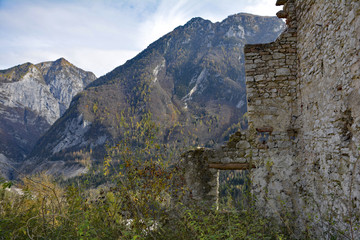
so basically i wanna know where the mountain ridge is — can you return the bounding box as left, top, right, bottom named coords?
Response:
left=21, top=13, right=286, bottom=178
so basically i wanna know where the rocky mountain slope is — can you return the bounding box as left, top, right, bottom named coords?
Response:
left=0, top=58, right=96, bottom=178
left=22, top=13, right=285, bottom=177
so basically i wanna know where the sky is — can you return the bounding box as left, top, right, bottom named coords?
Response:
left=0, top=0, right=282, bottom=77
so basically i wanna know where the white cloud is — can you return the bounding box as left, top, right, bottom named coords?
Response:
left=139, top=0, right=201, bottom=47
left=243, top=0, right=282, bottom=17
left=137, top=0, right=281, bottom=49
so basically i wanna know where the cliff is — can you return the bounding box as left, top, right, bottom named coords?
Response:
left=0, top=58, right=96, bottom=178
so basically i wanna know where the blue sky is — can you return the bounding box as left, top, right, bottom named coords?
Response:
left=0, top=0, right=282, bottom=77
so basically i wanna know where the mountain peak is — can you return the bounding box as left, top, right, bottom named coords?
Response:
left=184, top=17, right=212, bottom=28
left=188, top=17, right=206, bottom=23
left=54, top=57, right=72, bottom=67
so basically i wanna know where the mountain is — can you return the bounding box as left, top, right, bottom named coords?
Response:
left=0, top=58, right=96, bottom=178
left=21, top=13, right=285, bottom=178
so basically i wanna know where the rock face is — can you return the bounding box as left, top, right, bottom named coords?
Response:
left=0, top=58, right=96, bottom=178
left=21, top=13, right=285, bottom=178
left=36, top=58, right=96, bottom=116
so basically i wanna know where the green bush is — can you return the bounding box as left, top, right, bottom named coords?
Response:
left=0, top=115, right=292, bottom=239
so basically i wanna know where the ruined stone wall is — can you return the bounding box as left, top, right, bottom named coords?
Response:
left=181, top=131, right=254, bottom=208
left=182, top=1, right=300, bottom=210
left=244, top=0, right=360, bottom=237
left=294, top=0, right=360, bottom=236
left=244, top=0, right=301, bottom=221
left=245, top=1, right=297, bottom=132
left=181, top=0, right=360, bottom=237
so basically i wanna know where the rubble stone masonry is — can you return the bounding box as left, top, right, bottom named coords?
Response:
left=245, top=0, right=360, bottom=237
left=244, top=0, right=300, bottom=231
left=181, top=0, right=359, bottom=237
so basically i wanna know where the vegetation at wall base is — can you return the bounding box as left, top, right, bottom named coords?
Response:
left=0, top=177, right=291, bottom=239
left=1, top=116, right=289, bottom=239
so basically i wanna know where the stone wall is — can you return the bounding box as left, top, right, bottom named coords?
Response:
left=181, top=0, right=360, bottom=238
left=294, top=0, right=360, bottom=237
left=244, top=0, right=360, bottom=237
left=243, top=0, right=300, bottom=220
left=181, top=131, right=254, bottom=208
left=245, top=0, right=297, bottom=133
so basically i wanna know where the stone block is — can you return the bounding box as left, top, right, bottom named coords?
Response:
left=259, top=51, right=271, bottom=55
left=286, top=59, right=295, bottom=65
left=236, top=140, right=251, bottom=149
left=262, top=55, right=273, bottom=61
left=287, top=37, right=297, bottom=42
left=221, top=157, right=232, bottom=164
left=234, top=158, right=247, bottom=163
left=273, top=53, right=286, bottom=59
left=255, top=75, right=265, bottom=81
left=246, top=76, right=254, bottom=82
left=245, top=64, right=257, bottom=71
left=254, top=59, right=265, bottom=63
left=276, top=68, right=291, bottom=76
left=245, top=52, right=260, bottom=57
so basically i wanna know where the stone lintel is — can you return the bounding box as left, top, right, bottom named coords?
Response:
left=256, top=126, right=274, bottom=133
left=208, top=163, right=255, bottom=170
left=276, top=0, right=287, bottom=6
